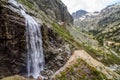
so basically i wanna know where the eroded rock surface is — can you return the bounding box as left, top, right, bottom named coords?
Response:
left=0, top=0, right=73, bottom=79
left=0, top=4, right=26, bottom=78
left=41, top=24, right=72, bottom=76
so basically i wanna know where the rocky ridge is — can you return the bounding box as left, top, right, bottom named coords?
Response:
left=72, top=10, right=88, bottom=19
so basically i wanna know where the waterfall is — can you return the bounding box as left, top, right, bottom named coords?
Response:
left=8, top=0, right=45, bottom=79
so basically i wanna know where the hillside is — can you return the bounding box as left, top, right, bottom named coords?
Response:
left=0, top=0, right=120, bottom=80
left=73, top=3, right=120, bottom=56
left=53, top=50, right=120, bottom=80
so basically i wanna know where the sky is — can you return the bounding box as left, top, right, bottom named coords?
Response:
left=61, top=0, right=120, bottom=14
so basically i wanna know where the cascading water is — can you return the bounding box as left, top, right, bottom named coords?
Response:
left=8, top=0, right=45, bottom=79
left=21, top=10, right=45, bottom=79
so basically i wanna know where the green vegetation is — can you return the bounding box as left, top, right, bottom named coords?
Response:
left=66, top=25, right=120, bottom=67
left=54, top=58, right=107, bottom=80
left=52, top=23, right=82, bottom=49
left=52, top=23, right=120, bottom=66
left=0, top=0, right=7, bottom=5
left=96, top=24, right=120, bottom=51
left=18, top=0, right=55, bottom=26
left=83, top=45, right=120, bottom=66
left=18, top=0, right=37, bottom=11
left=83, top=45, right=104, bottom=58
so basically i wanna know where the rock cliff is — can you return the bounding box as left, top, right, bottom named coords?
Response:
left=72, top=10, right=88, bottom=19
left=0, top=0, right=73, bottom=79
left=34, top=0, right=73, bottom=24
left=0, top=3, right=26, bottom=77
left=18, top=0, right=73, bottom=24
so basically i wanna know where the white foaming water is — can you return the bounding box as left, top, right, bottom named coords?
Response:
left=8, top=0, right=45, bottom=79
left=8, top=0, right=19, bottom=8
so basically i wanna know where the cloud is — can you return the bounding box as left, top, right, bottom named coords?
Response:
left=61, top=0, right=120, bottom=14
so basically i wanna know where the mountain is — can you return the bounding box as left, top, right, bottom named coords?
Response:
left=18, top=0, right=73, bottom=24
left=65, top=2, right=120, bottom=79
left=74, top=11, right=99, bottom=28
left=96, top=3, right=120, bottom=55
left=74, top=3, right=120, bottom=50
left=72, top=10, right=88, bottom=19
left=0, top=0, right=120, bottom=80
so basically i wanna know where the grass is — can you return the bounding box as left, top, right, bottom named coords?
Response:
left=18, top=0, right=56, bottom=26
left=18, top=0, right=37, bottom=11
left=54, top=58, right=107, bottom=80
left=52, top=23, right=82, bottom=49
left=83, top=44, right=120, bottom=66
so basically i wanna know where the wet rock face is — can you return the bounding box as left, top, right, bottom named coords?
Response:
left=41, top=24, right=71, bottom=73
left=0, top=0, right=73, bottom=79
left=0, top=5, right=27, bottom=78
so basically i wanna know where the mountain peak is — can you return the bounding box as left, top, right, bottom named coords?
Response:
left=72, top=10, right=88, bottom=19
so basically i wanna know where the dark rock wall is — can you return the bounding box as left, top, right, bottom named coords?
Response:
left=41, top=24, right=71, bottom=73
left=0, top=5, right=27, bottom=78
left=0, top=0, right=73, bottom=78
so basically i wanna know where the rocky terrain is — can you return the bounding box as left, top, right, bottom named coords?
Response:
left=53, top=50, right=120, bottom=80
left=72, top=2, right=120, bottom=78
left=73, top=3, right=120, bottom=54
left=0, top=0, right=120, bottom=80
left=72, top=10, right=88, bottom=19
left=0, top=1, right=26, bottom=77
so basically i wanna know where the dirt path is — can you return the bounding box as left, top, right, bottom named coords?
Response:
left=53, top=50, right=120, bottom=80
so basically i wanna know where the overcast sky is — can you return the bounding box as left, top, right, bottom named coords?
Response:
left=61, top=0, right=120, bottom=14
